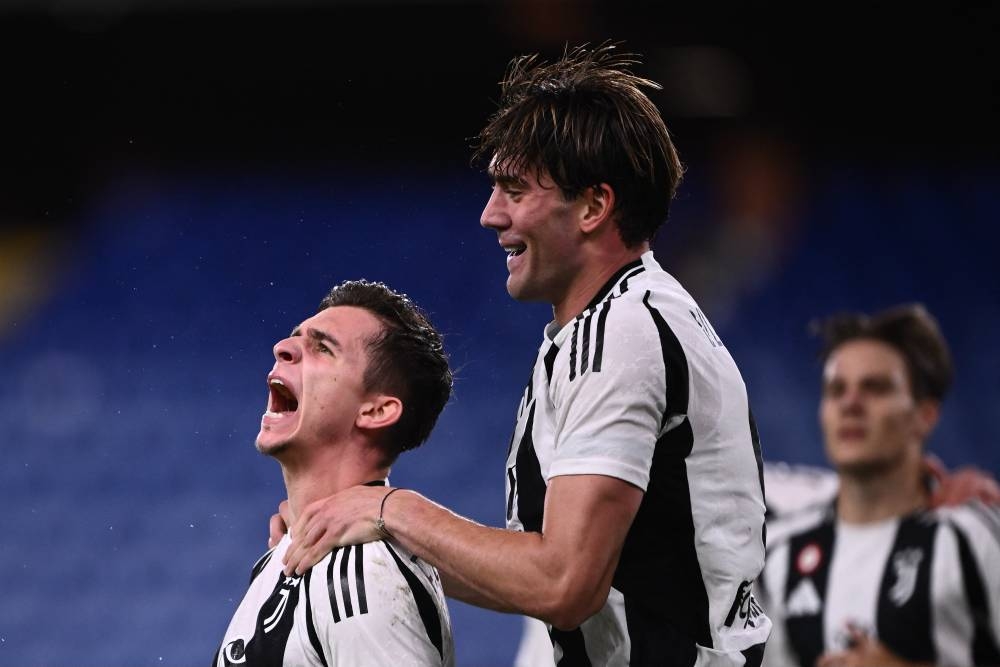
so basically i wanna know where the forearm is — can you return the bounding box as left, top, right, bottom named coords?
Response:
left=384, top=490, right=600, bottom=626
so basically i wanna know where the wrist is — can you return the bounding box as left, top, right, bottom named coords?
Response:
left=374, top=487, right=404, bottom=538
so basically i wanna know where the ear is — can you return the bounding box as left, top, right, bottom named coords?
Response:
left=578, top=183, right=616, bottom=235
left=914, top=399, right=940, bottom=441
left=356, top=395, right=403, bottom=432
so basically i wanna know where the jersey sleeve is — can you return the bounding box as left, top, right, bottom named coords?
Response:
left=546, top=300, right=669, bottom=490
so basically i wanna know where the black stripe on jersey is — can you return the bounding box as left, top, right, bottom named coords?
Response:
left=339, top=544, right=354, bottom=618
left=384, top=542, right=444, bottom=660
left=641, top=291, right=689, bottom=426
left=303, top=569, right=329, bottom=667
left=550, top=627, right=593, bottom=666
left=354, top=544, right=368, bottom=614
left=952, top=520, right=1000, bottom=665
left=592, top=299, right=612, bottom=372
left=784, top=515, right=836, bottom=667
left=741, top=642, right=765, bottom=667
left=251, top=572, right=304, bottom=665
left=249, top=549, right=274, bottom=585
left=512, top=403, right=546, bottom=532
left=748, top=408, right=767, bottom=547
left=619, top=266, right=644, bottom=294
left=580, top=310, right=593, bottom=375
left=581, top=259, right=643, bottom=311
left=506, top=466, right=517, bottom=522
left=618, top=420, right=715, bottom=663
left=613, top=296, right=715, bottom=663
left=544, top=342, right=560, bottom=385
left=327, top=548, right=342, bottom=623
left=569, top=319, right=580, bottom=381
left=876, top=514, right=937, bottom=663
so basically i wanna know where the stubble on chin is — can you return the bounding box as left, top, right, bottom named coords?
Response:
left=256, top=437, right=289, bottom=458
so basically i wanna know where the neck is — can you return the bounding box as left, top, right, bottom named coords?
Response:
left=553, top=243, right=648, bottom=326
left=278, top=441, right=389, bottom=526
left=836, top=453, right=928, bottom=524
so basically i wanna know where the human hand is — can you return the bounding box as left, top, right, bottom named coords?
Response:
left=268, top=499, right=292, bottom=549
left=925, top=454, right=1000, bottom=508
left=282, top=485, right=391, bottom=575
left=816, top=625, right=930, bottom=667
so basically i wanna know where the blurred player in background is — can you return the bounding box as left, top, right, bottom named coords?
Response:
left=276, top=44, right=770, bottom=666
left=213, top=280, right=454, bottom=666
left=760, top=305, right=1000, bottom=667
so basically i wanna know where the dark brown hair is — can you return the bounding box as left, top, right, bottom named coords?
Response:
left=473, top=42, right=684, bottom=247
left=319, top=280, right=452, bottom=460
left=813, top=304, right=953, bottom=402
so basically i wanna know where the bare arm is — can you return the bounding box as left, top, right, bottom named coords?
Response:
left=283, top=474, right=643, bottom=629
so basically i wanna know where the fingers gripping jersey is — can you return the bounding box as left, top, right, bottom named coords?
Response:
left=214, top=535, right=454, bottom=667
left=505, top=252, right=770, bottom=666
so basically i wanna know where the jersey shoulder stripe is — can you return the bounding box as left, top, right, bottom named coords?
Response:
left=325, top=544, right=374, bottom=624
left=580, top=258, right=644, bottom=312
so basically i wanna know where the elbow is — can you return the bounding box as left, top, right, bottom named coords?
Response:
left=540, top=581, right=610, bottom=631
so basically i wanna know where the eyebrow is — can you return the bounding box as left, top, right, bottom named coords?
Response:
left=489, top=170, right=528, bottom=188
left=290, top=326, right=343, bottom=350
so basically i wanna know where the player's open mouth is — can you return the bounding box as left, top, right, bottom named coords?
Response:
left=265, top=378, right=299, bottom=417
left=504, top=244, right=527, bottom=259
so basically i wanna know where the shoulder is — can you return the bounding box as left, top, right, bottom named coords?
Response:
left=764, top=462, right=839, bottom=519
left=933, top=500, right=1000, bottom=550
left=766, top=502, right=832, bottom=552
left=248, top=538, right=287, bottom=584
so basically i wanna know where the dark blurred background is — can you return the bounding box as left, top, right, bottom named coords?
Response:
left=1, top=2, right=998, bottom=666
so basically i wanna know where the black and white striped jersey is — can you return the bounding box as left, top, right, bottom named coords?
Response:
left=505, top=251, right=770, bottom=666
left=213, top=534, right=453, bottom=667
left=761, top=501, right=1000, bottom=667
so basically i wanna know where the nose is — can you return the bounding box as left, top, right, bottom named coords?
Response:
left=273, top=336, right=302, bottom=364
left=480, top=186, right=509, bottom=231
left=838, top=385, right=865, bottom=415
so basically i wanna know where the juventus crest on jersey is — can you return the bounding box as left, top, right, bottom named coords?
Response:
left=762, top=500, right=1000, bottom=667
left=504, top=252, right=770, bottom=667
left=213, top=534, right=454, bottom=667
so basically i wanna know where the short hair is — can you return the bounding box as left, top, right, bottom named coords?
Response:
left=812, top=304, right=953, bottom=402
left=319, top=280, right=452, bottom=461
left=473, top=42, right=684, bottom=247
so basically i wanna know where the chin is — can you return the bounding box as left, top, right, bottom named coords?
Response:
left=833, top=456, right=893, bottom=480
left=255, top=436, right=290, bottom=458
